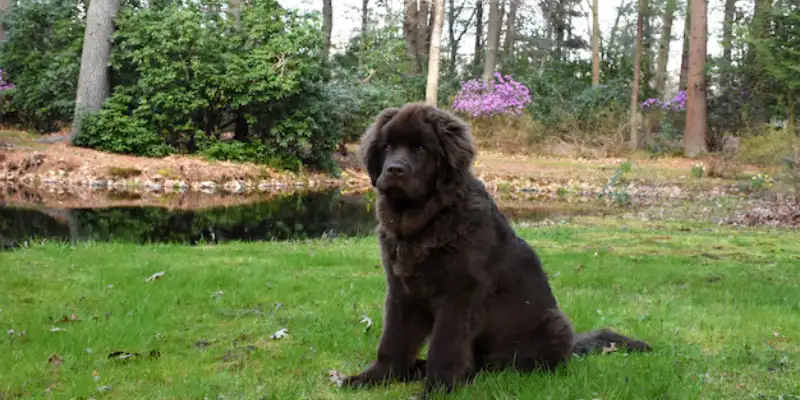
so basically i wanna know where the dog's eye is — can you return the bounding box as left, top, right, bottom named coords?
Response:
left=384, top=144, right=392, bottom=152
left=415, top=146, right=425, bottom=153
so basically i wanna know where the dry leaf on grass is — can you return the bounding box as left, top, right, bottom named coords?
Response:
left=56, top=314, right=82, bottom=324
left=47, top=353, right=64, bottom=368
left=145, top=271, right=165, bottom=282
left=107, top=350, right=161, bottom=361
left=359, top=315, right=373, bottom=332
left=270, top=328, right=288, bottom=340
left=327, top=370, right=345, bottom=387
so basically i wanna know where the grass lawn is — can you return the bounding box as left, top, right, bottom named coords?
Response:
left=1, top=219, right=799, bottom=399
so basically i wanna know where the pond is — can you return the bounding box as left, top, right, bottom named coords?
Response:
left=0, top=188, right=616, bottom=250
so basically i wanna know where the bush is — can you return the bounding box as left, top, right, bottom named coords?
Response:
left=451, top=73, right=531, bottom=118
left=738, top=128, right=798, bottom=166
left=0, top=0, right=84, bottom=132
left=0, top=68, right=16, bottom=121
left=73, top=0, right=340, bottom=172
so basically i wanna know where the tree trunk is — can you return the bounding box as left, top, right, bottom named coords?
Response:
left=650, top=0, right=676, bottom=135
left=426, top=0, right=445, bottom=105
left=607, top=0, right=628, bottom=56
left=404, top=0, right=421, bottom=72
left=746, top=0, right=772, bottom=126
left=70, top=0, right=122, bottom=143
left=448, top=0, right=457, bottom=69
left=678, top=1, right=690, bottom=91
left=719, top=0, right=735, bottom=87
left=362, top=0, right=369, bottom=33
left=473, top=0, right=483, bottom=73
left=483, top=0, right=501, bottom=84
left=684, top=0, right=708, bottom=157
left=0, top=0, right=10, bottom=41
left=447, top=0, right=476, bottom=73
left=629, top=0, right=644, bottom=149
left=787, top=92, right=796, bottom=135
left=228, top=0, right=242, bottom=28
left=591, top=0, right=600, bottom=86
left=655, top=0, right=676, bottom=98
left=417, top=0, right=432, bottom=60
left=641, top=0, right=653, bottom=96
left=322, top=0, right=333, bottom=59
left=503, top=0, right=518, bottom=57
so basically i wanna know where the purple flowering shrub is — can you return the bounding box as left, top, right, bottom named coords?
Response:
left=451, top=73, right=531, bottom=118
left=0, top=68, right=15, bottom=117
left=0, top=69, right=15, bottom=92
left=640, top=90, right=687, bottom=112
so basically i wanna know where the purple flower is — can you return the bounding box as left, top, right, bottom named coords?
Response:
left=451, top=73, right=531, bottom=118
left=0, top=68, right=15, bottom=92
left=640, top=90, right=687, bottom=112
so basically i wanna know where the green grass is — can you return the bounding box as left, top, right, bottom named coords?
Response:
left=1, top=223, right=799, bottom=399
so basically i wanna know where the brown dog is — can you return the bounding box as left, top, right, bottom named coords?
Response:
left=343, top=103, right=652, bottom=396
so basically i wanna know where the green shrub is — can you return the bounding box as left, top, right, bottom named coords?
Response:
left=738, top=128, right=797, bottom=166
left=0, top=0, right=84, bottom=132
left=73, top=0, right=340, bottom=172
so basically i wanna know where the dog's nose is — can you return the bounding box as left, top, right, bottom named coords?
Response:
left=386, top=163, right=407, bottom=176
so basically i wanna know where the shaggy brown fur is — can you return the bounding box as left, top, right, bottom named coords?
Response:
left=343, top=103, right=652, bottom=396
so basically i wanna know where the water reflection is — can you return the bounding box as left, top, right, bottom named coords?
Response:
left=0, top=189, right=616, bottom=250
left=1, top=190, right=377, bottom=249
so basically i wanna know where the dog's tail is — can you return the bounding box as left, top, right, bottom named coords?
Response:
left=571, top=328, right=653, bottom=356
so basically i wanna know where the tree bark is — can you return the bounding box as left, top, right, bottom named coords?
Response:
left=448, top=0, right=476, bottom=72
left=746, top=0, right=772, bottom=126
left=473, top=0, right=483, bottom=73
left=719, top=0, right=735, bottom=87
left=641, top=0, right=653, bottom=96
left=591, top=0, right=600, bottom=86
left=322, top=0, right=333, bottom=59
left=70, top=0, right=122, bottom=142
left=483, top=0, right=501, bottom=83
left=404, top=0, right=421, bottom=72
left=684, top=0, right=708, bottom=157
left=228, top=0, right=242, bottom=28
left=426, top=0, right=445, bottom=105
left=417, top=0, right=432, bottom=60
left=629, top=0, right=644, bottom=149
left=678, top=0, right=690, bottom=91
left=650, top=0, right=676, bottom=135
left=655, top=0, right=676, bottom=98
left=0, top=0, right=10, bottom=41
left=362, top=0, right=370, bottom=33
left=607, top=0, right=628, bottom=57
left=503, top=0, right=518, bottom=57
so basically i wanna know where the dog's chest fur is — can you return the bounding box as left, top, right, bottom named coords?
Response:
left=390, top=241, right=447, bottom=298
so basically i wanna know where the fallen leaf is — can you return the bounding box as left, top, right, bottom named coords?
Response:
left=56, top=314, right=82, bottom=324
left=97, top=385, right=113, bottom=393
left=49, top=326, right=67, bottom=332
left=92, top=370, right=100, bottom=381
left=359, top=315, right=373, bottom=332
left=212, top=290, right=224, bottom=298
left=48, top=353, right=64, bottom=368
left=270, top=328, right=288, bottom=340
left=328, top=370, right=345, bottom=387
left=108, top=351, right=138, bottom=360
left=145, top=271, right=165, bottom=282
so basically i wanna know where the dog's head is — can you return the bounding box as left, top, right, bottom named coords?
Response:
left=358, top=103, right=475, bottom=207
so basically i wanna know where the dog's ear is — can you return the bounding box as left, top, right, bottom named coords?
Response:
left=359, top=107, right=400, bottom=186
left=424, top=106, right=475, bottom=184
